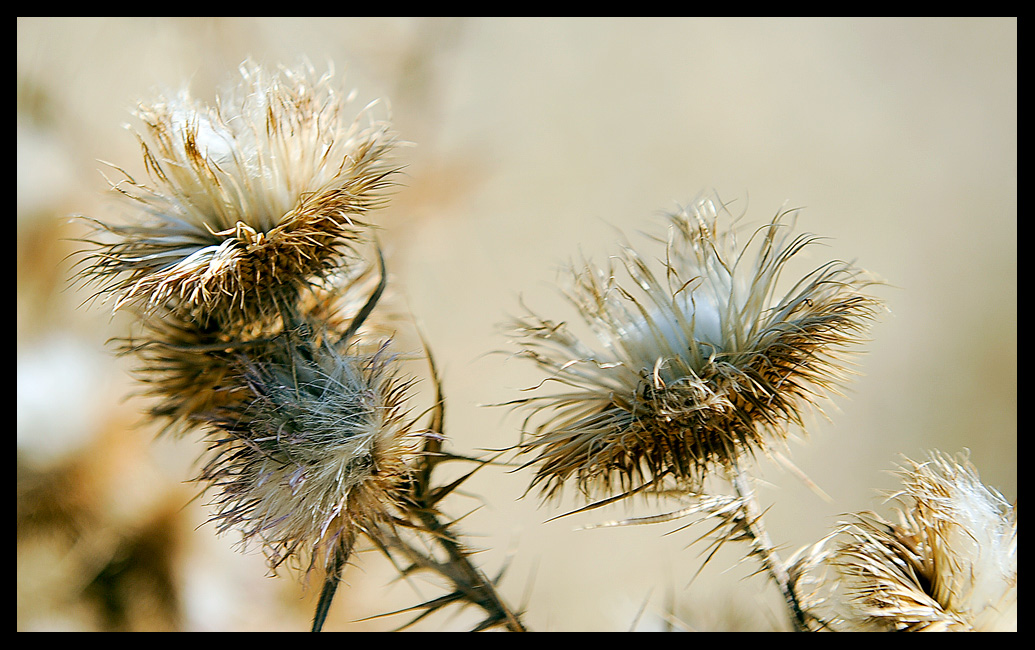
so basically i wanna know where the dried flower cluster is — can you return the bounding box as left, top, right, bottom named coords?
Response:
left=75, top=61, right=524, bottom=632
left=70, top=57, right=1012, bottom=633
left=76, top=62, right=414, bottom=580
left=830, top=451, right=1017, bottom=631
left=508, top=195, right=882, bottom=501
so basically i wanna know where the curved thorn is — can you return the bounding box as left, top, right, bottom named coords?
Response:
left=340, top=241, right=387, bottom=346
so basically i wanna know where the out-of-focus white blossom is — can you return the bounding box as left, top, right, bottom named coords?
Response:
left=832, top=451, right=1017, bottom=631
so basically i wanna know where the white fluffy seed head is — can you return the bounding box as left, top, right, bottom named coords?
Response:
left=831, top=451, right=1017, bottom=631
left=200, top=333, right=420, bottom=578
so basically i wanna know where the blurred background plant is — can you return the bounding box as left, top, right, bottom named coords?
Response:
left=18, top=17, right=1015, bottom=631
left=826, top=451, right=1016, bottom=631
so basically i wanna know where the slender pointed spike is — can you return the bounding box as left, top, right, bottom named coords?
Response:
left=471, top=616, right=506, bottom=632
left=311, top=574, right=340, bottom=632
left=311, top=542, right=350, bottom=632
left=544, top=478, right=659, bottom=522
left=339, top=241, right=387, bottom=346
left=427, top=464, right=487, bottom=507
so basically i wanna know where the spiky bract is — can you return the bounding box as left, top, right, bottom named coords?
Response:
left=77, top=61, right=398, bottom=331
left=509, top=195, right=881, bottom=500
left=831, top=452, right=1017, bottom=631
left=115, top=309, right=260, bottom=436
left=200, top=330, right=419, bottom=579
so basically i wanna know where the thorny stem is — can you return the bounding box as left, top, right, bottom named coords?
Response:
left=413, top=507, right=528, bottom=632
left=730, top=464, right=809, bottom=632
left=307, top=478, right=526, bottom=631
left=307, top=249, right=524, bottom=632
left=407, top=341, right=527, bottom=631
left=307, top=468, right=526, bottom=632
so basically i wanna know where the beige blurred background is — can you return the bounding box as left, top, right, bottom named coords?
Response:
left=18, top=17, right=1015, bottom=631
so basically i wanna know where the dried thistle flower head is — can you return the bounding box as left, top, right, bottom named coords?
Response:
left=77, top=60, right=399, bottom=330
left=200, top=329, right=420, bottom=579
left=831, top=451, right=1017, bottom=631
left=116, top=253, right=392, bottom=437
left=509, top=195, right=881, bottom=500
left=115, top=308, right=258, bottom=436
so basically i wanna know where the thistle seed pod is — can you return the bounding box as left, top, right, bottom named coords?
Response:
left=77, top=61, right=399, bottom=331
left=509, top=194, right=882, bottom=500
left=200, top=329, right=420, bottom=580
left=831, top=451, right=1017, bottom=631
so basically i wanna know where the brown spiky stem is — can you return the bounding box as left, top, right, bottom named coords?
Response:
left=401, top=345, right=528, bottom=632
left=729, top=463, right=809, bottom=632
left=415, top=507, right=527, bottom=632
left=395, top=438, right=527, bottom=630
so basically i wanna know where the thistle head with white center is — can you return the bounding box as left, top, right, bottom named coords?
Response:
left=508, top=195, right=882, bottom=500
left=77, top=60, right=399, bottom=331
